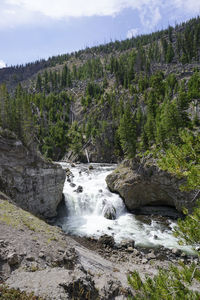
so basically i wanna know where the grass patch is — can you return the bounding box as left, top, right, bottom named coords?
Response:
left=0, top=285, right=44, bottom=300
left=0, top=199, right=63, bottom=244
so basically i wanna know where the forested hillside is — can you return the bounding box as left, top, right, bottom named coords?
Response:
left=0, top=17, right=199, bottom=162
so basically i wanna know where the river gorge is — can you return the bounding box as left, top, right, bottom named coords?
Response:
left=56, top=163, right=193, bottom=253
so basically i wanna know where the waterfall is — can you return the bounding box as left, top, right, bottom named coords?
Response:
left=56, top=163, right=193, bottom=252
left=85, top=149, right=90, bottom=163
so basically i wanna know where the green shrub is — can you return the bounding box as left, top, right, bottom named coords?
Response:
left=0, top=285, right=44, bottom=300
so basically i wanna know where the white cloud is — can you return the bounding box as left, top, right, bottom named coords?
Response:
left=0, top=0, right=163, bottom=29
left=0, top=60, right=6, bottom=68
left=0, top=0, right=199, bottom=29
left=4, top=0, right=149, bottom=19
left=139, top=5, right=161, bottom=30
left=173, top=0, right=200, bottom=14
left=127, top=28, right=139, bottom=39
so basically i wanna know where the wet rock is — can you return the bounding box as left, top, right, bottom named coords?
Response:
left=70, top=182, right=76, bottom=188
left=71, top=163, right=76, bottom=167
left=103, top=204, right=116, bottom=220
left=98, top=235, right=115, bottom=248
left=65, top=168, right=71, bottom=175
left=74, top=185, right=83, bottom=193
left=88, top=165, right=94, bottom=170
left=66, top=168, right=74, bottom=180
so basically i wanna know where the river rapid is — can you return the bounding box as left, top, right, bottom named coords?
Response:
left=56, top=163, right=191, bottom=252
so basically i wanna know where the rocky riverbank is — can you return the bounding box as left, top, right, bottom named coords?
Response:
left=1, top=196, right=199, bottom=299
left=71, top=234, right=198, bottom=264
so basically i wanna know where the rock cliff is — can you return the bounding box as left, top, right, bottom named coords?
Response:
left=0, top=128, right=65, bottom=218
left=106, top=157, right=197, bottom=213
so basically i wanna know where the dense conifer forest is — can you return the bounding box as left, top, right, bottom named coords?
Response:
left=0, top=17, right=200, bottom=163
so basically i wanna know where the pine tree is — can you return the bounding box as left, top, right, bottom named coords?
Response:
left=36, top=73, right=42, bottom=92
left=0, top=84, right=10, bottom=129
left=117, top=104, right=136, bottom=158
left=166, top=43, right=174, bottom=63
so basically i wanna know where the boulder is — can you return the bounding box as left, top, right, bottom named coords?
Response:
left=7, top=253, right=20, bottom=266
left=146, top=251, right=156, bottom=260
left=118, top=239, right=135, bottom=249
left=103, top=203, right=116, bottom=220
left=171, top=248, right=182, bottom=256
left=101, top=279, right=125, bottom=299
left=106, top=157, right=197, bottom=213
left=60, top=272, right=99, bottom=300
left=74, top=186, right=83, bottom=193
left=0, top=128, right=66, bottom=218
left=98, top=235, right=115, bottom=248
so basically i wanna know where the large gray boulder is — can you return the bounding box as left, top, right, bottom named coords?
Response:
left=0, top=129, right=65, bottom=218
left=102, top=201, right=116, bottom=220
left=106, top=157, right=197, bottom=213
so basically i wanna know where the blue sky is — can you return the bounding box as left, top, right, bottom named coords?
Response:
left=0, top=0, right=200, bottom=68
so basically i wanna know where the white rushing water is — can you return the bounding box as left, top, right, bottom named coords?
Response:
left=57, top=163, right=192, bottom=251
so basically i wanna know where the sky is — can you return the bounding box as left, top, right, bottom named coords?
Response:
left=0, top=0, right=200, bottom=68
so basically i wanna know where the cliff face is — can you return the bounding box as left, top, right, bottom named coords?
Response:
left=106, top=157, right=197, bottom=213
left=0, top=129, right=66, bottom=218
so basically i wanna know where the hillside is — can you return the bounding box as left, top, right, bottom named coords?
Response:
left=0, top=17, right=200, bottom=162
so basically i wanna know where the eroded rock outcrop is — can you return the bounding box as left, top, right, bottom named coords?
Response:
left=106, top=157, right=197, bottom=213
left=0, top=128, right=65, bottom=217
left=0, top=198, right=133, bottom=299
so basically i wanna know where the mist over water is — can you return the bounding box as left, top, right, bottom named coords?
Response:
left=57, top=163, right=191, bottom=251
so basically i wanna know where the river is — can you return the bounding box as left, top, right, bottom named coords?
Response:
left=56, top=163, right=192, bottom=251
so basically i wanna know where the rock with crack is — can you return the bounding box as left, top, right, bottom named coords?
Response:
left=0, top=128, right=66, bottom=218
left=60, top=271, right=99, bottom=300
left=6, top=268, right=98, bottom=300
left=106, top=157, right=197, bottom=213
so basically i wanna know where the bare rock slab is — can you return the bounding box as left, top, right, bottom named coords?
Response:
left=0, top=129, right=66, bottom=217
